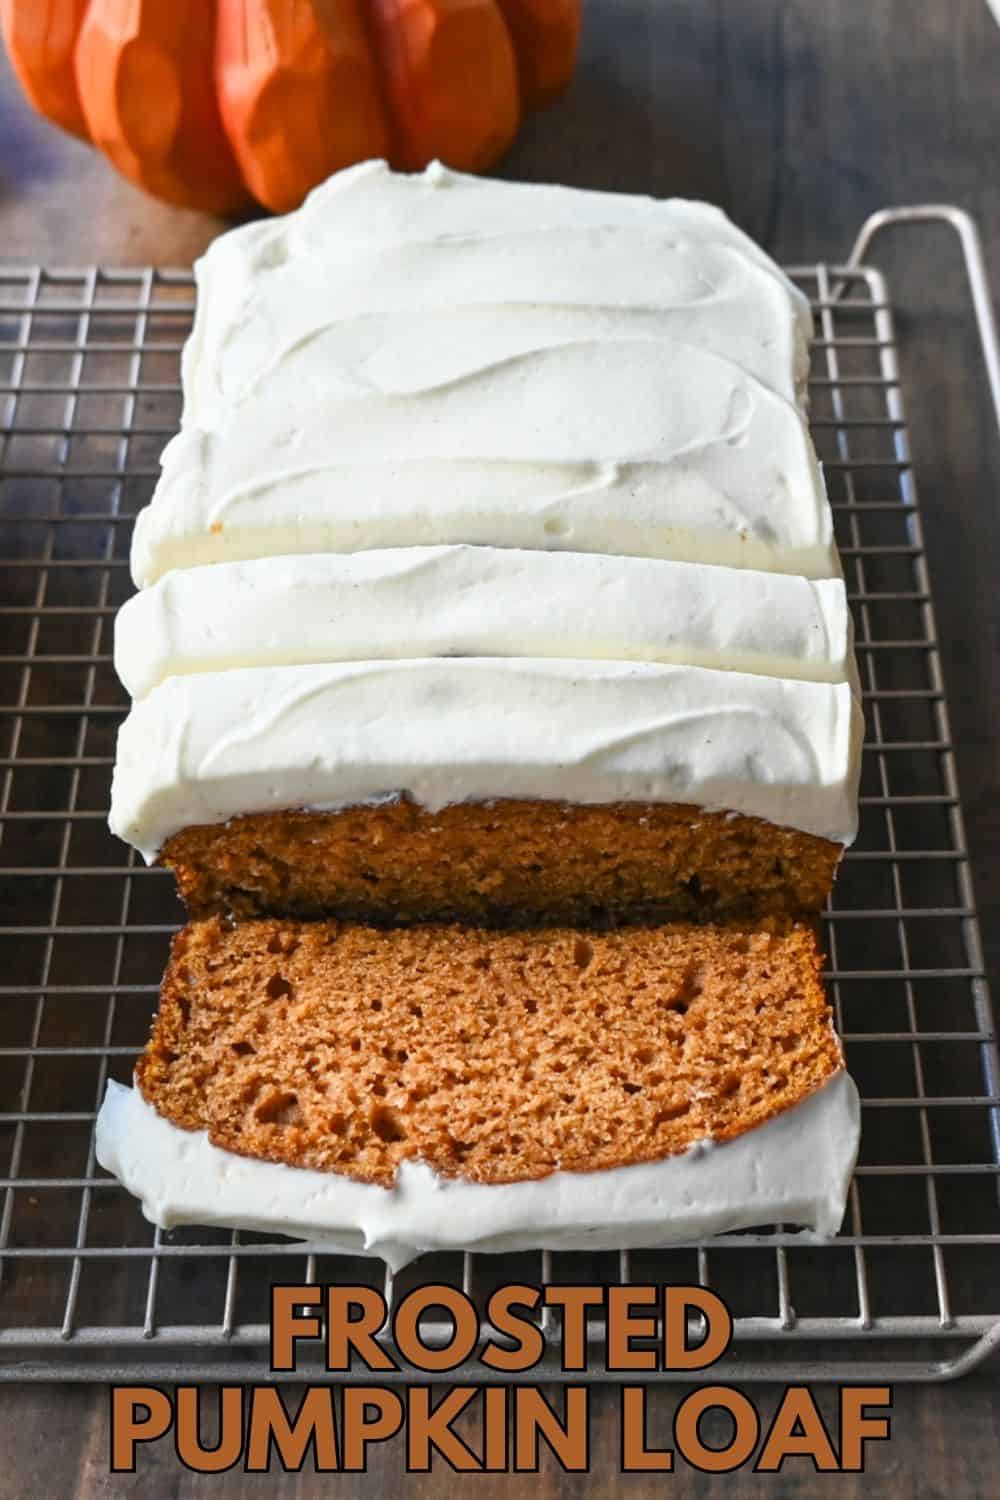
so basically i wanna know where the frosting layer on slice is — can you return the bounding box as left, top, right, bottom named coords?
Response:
left=183, top=160, right=810, bottom=402
left=95, top=1072, right=860, bottom=1272
left=183, top=229, right=808, bottom=430
left=115, top=545, right=853, bottom=700
left=265, top=160, right=807, bottom=275
left=132, top=338, right=833, bottom=587
left=109, top=658, right=864, bottom=861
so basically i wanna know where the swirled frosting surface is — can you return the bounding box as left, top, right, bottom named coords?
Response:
left=182, top=158, right=811, bottom=416
left=130, top=161, right=831, bottom=587
left=115, top=545, right=853, bottom=701
left=182, top=227, right=809, bottom=429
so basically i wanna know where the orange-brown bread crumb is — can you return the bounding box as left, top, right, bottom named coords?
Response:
left=137, top=915, right=843, bottom=1188
left=161, top=798, right=841, bottom=924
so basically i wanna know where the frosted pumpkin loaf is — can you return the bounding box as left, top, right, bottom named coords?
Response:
left=99, top=164, right=862, bottom=1259
left=111, top=656, right=860, bottom=923
left=130, top=160, right=834, bottom=584
left=95, top=916, right=860, bottom=1268
left=111, top=160, right=861, bottom=923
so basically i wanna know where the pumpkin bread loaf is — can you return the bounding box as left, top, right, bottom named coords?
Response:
left=97, top=165, right=861, bottom=1258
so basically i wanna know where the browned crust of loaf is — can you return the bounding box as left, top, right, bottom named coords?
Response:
left=161, top=799, right=841, bottom=924
left=136, top=915, right=843, bottom=1189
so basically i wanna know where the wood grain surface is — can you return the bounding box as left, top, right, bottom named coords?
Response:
left=4, top=1, right=1000, bottom=1494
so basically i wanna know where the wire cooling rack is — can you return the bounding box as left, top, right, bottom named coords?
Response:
left=1, top=208, right=1000, bottom=1384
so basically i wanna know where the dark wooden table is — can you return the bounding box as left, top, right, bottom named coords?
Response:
left=4, top=1, right=1000, bottom=1493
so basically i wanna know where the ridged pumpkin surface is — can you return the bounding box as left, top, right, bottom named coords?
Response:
left=0, top=0, right=91, bottom=139
left=1, top=0, right=582, bottom=213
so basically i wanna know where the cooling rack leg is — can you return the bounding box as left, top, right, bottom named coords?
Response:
left=933, top=1320, right=1000, bottom=1380
left=847, top=205, right=1000, bottom=437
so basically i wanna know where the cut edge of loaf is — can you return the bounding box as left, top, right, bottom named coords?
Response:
left=136, top=914, right=843, bottom=1189
left=161, top=798, right=842, bottom=925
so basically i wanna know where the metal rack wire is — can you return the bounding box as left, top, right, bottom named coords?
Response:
left=1, top=208, right=1000, bottom=1383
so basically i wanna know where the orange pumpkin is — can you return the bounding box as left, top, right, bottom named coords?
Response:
left=1, top=0, right=582, bottom=215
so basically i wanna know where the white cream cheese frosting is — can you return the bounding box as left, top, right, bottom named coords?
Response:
left=95, top=1071, right=860, bottom=1272
left=204, top=160, right=810, bottom=293
left=132, top=336, right=833, bottom=587
left=181, top=230, right=809, bottom=431
left=182, top=160, right=812, bottom=424
left=109, top=657, right=863, bottom=862
left=131, top=161, right=831, bottom=588
left=115, top=545, right=854, bottom=701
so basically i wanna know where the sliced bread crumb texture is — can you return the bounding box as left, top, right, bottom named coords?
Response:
left=162, top=798, right=841, bottom=925
left=136, top=915, right=842, bottom=1188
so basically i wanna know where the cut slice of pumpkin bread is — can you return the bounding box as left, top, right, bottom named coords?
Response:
left=136, top=914, right=843, bottom=1189
left=162, top=799, right=842, bottom=925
